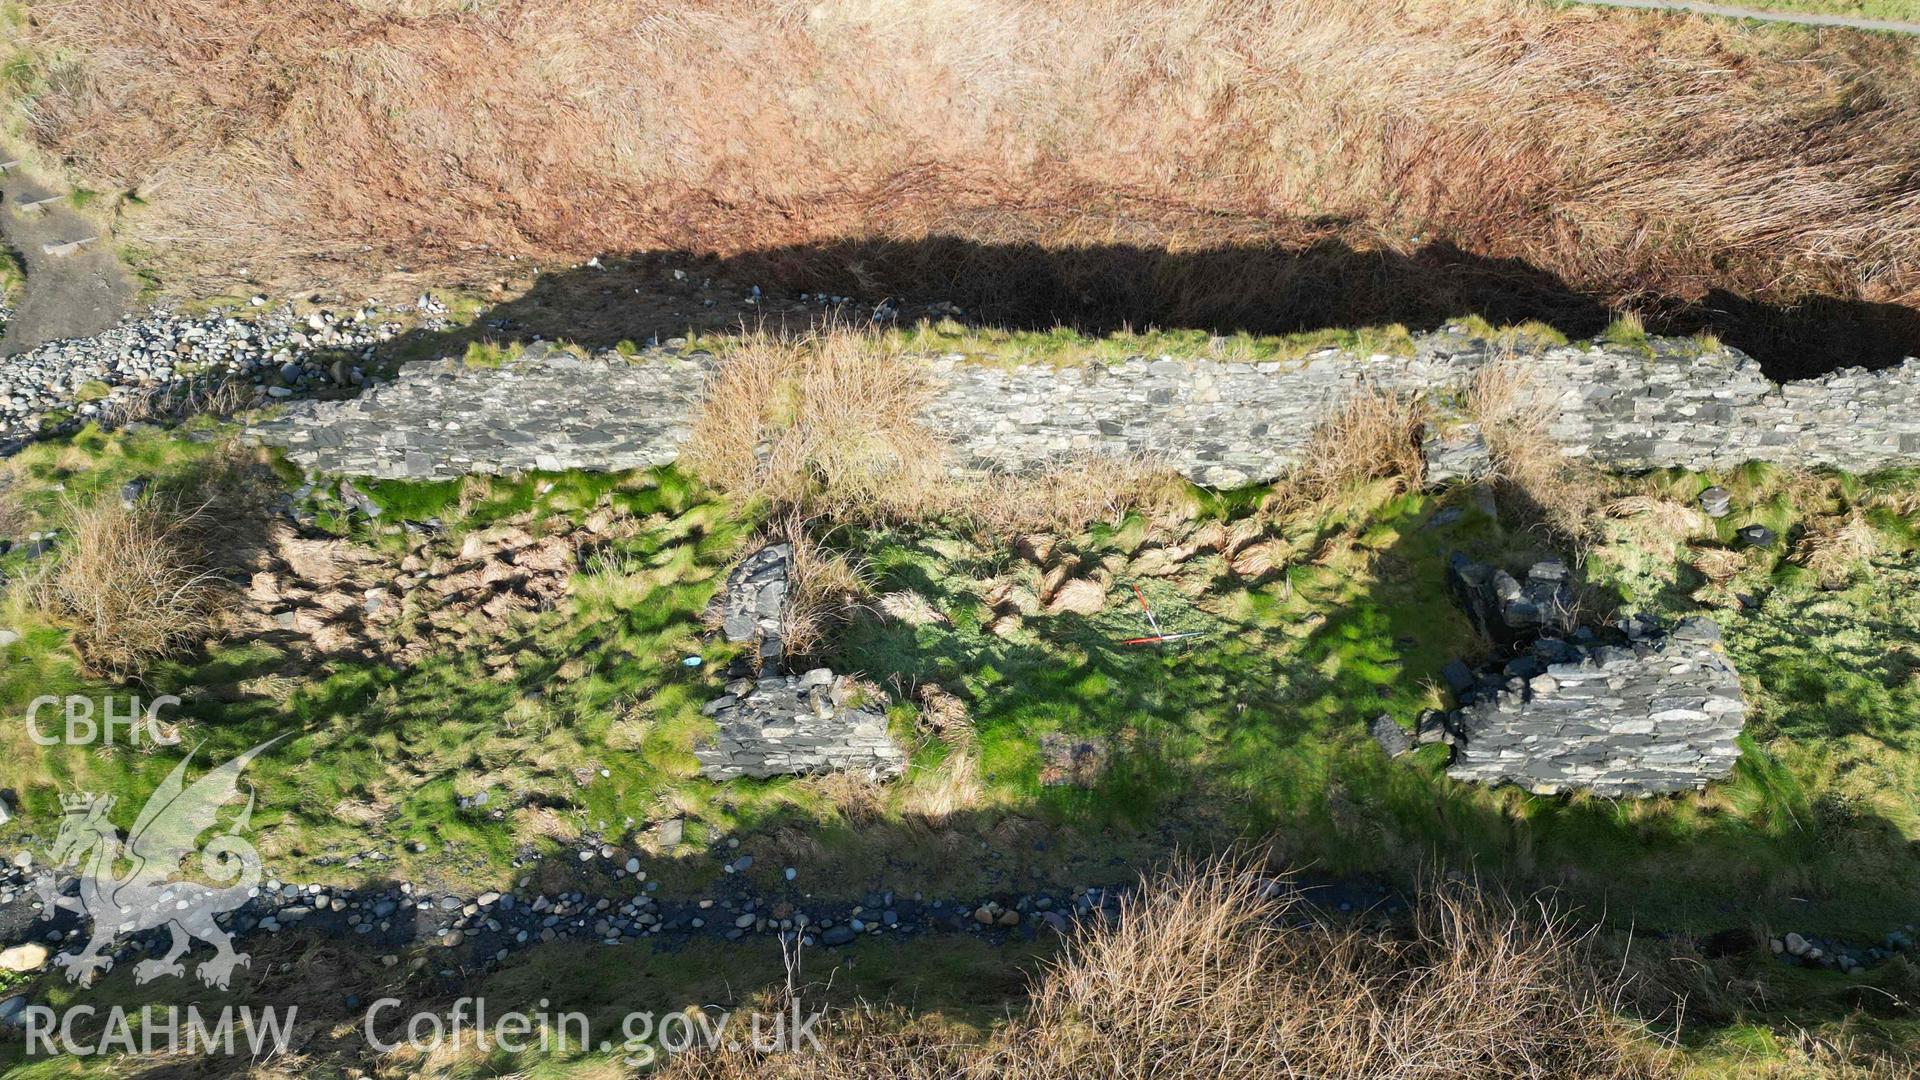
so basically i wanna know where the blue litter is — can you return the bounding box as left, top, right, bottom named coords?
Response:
left=681, top=656, right=703, bottom=668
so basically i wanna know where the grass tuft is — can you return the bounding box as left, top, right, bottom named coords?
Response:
left=660, top=857, right=1669, bottom=1079
left=32, top=495, right=224, bottom=681
left=1297, top=385, right=1428, bottom=500
left=1469, top=361, right=1606, bottom=545
left=683, top=327, right=948, bottom=522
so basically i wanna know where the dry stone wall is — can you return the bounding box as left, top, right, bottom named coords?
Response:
left=249, top=333, right=1920, bottom=484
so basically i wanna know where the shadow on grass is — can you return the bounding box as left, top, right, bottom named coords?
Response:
left=377, top=236, right=1920, bottom=379
left=826, top=483, right=1920, bottom=943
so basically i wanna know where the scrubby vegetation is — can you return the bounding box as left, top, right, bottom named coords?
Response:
left=32, top=493, right=221, bottom=680
left=658, top=860, right=1668, bottom=1080
left=6, top=1, right=1920, bottom=1067
left=682, top=327, right=1190, bottom=532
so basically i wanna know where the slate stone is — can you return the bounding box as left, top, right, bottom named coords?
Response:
left=1370, top=714, right=1413, bottom=758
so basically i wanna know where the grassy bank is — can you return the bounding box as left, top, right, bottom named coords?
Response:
left=4, top=421, right=1919, bottom=930
left=2, top=1, right=1919, bottom=366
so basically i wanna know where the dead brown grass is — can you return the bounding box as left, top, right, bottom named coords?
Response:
left=1297, top=384, right=1429, bottom=499
left=0, top=480, right=26, bottom=543
left=684, top=328, right=949, bottom=522
left=1469, top=360, right=1607, bottom=544
left=34, top=495, right=224, bottom=680
left=659, top=857, right=1670, bottom=1079
left=1795, top=509, right=1882, bottom=585
left=1605, top=495, right=1714, bottom=545
left=767, top=513, right=869, bottom=659
left=686, top=326, right=1194, bottom=529
left=15, top=0, right=1920, bottom=333
left=899, top=747, right=986, bottom=820
left=959, top=455, right=1195, bottom=538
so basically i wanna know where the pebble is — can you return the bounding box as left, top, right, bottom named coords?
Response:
left=0, top=301, right=410, bottom=450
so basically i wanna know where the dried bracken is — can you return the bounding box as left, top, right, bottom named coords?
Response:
left=232, top=515, right=585, bottom=666
left=913, top=682, right=971, bottom=741
left=1227, top=538, right=1290, bottom=578
left=769, top=515, right=869, bottom=660
left=1606, top=496, right=1715, bottom=547
left=1689, top=547, right=1754, bottom=587
left=1043, top=576, right=1109, bottom=616
left=877, top=590, right=948, bottom=627
left=956, top=455, right=1192, bottom=538
left=1796, top=511, right=1882, bottom=586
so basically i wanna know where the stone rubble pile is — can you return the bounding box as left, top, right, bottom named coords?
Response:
left=1398, top=552, right=1751, bottom=797
left=696, top=669, right=906, bottom=781
left=693, top=544, right=907, bottom=781
left=714, top=543, right=790, bottom=666
left=1447, top=553, right=1578, bottom=646
left=1, top=302, right=407, bottom=452
left=1443, top=615, right=1747, bottom=796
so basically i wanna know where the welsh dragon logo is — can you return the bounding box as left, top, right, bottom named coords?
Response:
left=33, top=737, right=283, bottom=989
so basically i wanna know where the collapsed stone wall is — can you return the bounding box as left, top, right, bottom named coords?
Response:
left=1376, top=554, right=1750, bottom=797
left=695, top=545, right=908, bottom=781
left=921, top=339, right=1920, bottom=485
left=250, top=332, right=1920, bottom=484
left=257, top=343, right=695, bottom=480
left=1441, top=616, right=1747, bottom=797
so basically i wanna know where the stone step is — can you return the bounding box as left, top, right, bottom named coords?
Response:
left=13, top=194, right=63, bottom=215
left=41, top=236, right=98, bottom=258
